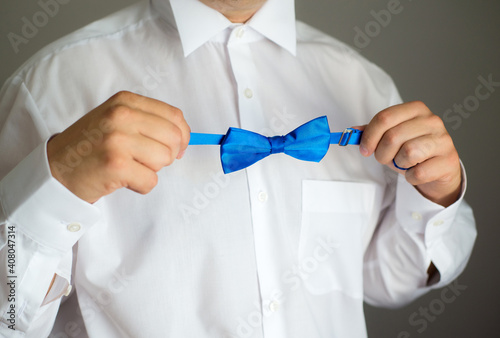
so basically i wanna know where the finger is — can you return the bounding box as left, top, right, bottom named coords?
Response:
left=404, top=156, right=454, bottom=187
left=392, top=134, right=439, bottom=171
left=350, top=124, right=366, bottom=131
left=128, top=133, right=176, bottom=171
left=107, top=106, right=188, bottom=161
left=131, top=110, right=186, bottom=158
left=108, top=91, right=191, bottom=154
left=120, top=159, right=159, bottom=195
left=360, top=101, right=430, bottom=157
left=97, top=150, right=159, bottom=196
left=110, top=91, right=179, bottom=119
left=374, top=117, right=436, bottom=166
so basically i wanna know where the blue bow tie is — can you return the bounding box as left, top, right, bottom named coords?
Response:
left=189, top=116, right=362, bottom=174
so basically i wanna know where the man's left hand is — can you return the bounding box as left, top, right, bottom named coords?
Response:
left=358, top=101, right=462, bottom=207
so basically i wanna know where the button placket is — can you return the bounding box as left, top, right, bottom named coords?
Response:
left=227, top=25, right=286, bottom=335
left=227, top=26, right=265, bottom=131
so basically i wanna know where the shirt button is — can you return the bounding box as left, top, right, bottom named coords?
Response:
left=64, top=284, right=72, bottom=297
left=269, top=300, right=279, bottom=312
left=411, top=212, right=422, bottom=221
left=67, top=223, right=82, bottom=232
left=258, top=191, right=268, bottom=202
left=235, top=26, right=245, bottom=38
left=433, top=220, right=444, bottom=226
left=244, top=88, right=253, bottom=99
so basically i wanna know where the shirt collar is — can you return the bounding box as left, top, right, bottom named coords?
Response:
left=154, top=0, right=296, bottom=57
left=246, top=0, right=296, bottom=56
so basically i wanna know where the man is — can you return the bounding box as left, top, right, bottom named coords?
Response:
left=0, top=0, right=476, bottom=337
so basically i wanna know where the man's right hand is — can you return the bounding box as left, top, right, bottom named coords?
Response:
left=47, top=91, right=191, bottom=204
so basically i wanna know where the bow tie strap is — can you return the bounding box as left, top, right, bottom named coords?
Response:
left=189, top=133, right=225, bottom=145
left=189, top=127, right=362, bottom=147
left=188, top=131, right=361, bottom=146
left=332, top=128, right=363, bottom=146
left=188, top=116, right=363, bottom=173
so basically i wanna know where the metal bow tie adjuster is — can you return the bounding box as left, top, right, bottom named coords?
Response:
left=189, top=116, right=362, bottom=174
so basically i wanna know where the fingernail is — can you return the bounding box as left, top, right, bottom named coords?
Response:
left=359, top=145, right=369, bottom=157
left=177, top=149, right=186, bottom=159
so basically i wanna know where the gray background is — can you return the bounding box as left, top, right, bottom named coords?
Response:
left=1, top=0, right=498, bottom=337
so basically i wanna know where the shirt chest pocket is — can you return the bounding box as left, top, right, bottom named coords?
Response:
left=299, top=180, right=376, bottom=298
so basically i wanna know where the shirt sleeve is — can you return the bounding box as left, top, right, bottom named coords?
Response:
left=362, top=82, right=477, bottom=308
left=0, top=78, right=100, bottom=336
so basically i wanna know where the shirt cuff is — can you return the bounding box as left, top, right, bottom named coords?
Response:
left=0, top=139, right=101, bottom=253
left=395, top=160, right=467, bottom=240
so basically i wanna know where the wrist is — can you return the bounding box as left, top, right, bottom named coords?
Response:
left=415, top=173, right=462, bottom=207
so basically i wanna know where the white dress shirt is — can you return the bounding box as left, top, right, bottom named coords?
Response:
left=0, top=0, right=476, bottom=337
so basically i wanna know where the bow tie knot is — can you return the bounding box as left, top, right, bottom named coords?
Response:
left=269, top=135, right=286, bottom=154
